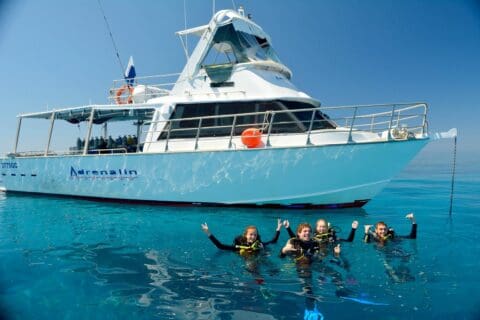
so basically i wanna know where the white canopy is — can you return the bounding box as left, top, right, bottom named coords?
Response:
left=19, top=105, right=156, bottom=124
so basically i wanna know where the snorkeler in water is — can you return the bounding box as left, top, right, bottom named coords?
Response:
left=201, top=219, right=283, bottom=255
left=363, top=213, right=417, bottom=243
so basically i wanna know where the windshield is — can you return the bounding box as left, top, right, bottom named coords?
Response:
left=159, top=100, right=335, bottom=140
left=202, top=23, right=282, bottom=67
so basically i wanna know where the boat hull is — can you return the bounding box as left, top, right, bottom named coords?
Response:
left=0, top=139, right=428, bottom=208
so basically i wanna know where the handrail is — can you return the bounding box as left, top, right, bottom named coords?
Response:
left=184, top=90, right=247, bottom=97
left=14, top=102, right=428, bottom=157
left=352, top=114, right=423, bottom=128
left=112, top=73, right=181, bottom=83
left=109, top=72, right=181, bottom=103
left=11, top=148, right=128, bottom=157
left=319, top=102, right=426, bottom=111
left=145, top=105, right=425, bottom=132
left=142, top=102, right=427, bottom=147
left=144, top=103, right=426, bottom=125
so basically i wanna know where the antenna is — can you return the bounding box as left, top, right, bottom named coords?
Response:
left=184, top=0, right=188, bottom=54
left=97, top=0, right=125, bottom=76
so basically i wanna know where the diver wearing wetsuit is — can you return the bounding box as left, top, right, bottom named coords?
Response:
left=313, top=219, right=358, bottom=245
left=364, top=213, right=417, bottom=243
left=201, top=219, right=282, bottom=255
left=279, top=223, right=337, bottom=264
left=285, top=219, right=358, bottom=244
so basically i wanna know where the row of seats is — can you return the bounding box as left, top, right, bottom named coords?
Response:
left=75, top=135, right=140, bottom=153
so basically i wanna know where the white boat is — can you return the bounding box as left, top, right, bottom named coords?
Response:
left=0, top=9, right=433, bottom=208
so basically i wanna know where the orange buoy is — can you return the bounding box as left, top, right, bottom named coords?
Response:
left=241, top=128, right=262, bottom=148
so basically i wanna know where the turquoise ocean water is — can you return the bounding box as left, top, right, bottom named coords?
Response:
left=0, top=144, right=479, bottom=319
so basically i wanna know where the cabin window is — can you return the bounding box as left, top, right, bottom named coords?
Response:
left=158, top=101, right=335, bottom=139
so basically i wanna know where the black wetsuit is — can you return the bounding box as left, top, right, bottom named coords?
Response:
left=364, top=223, right=417, bottom=243
left=207, top=230, right=280, bottom=253
left=286, top=226, right=357, bottom=244
left=279, top=237, right=320, bottom=263
left=364, top=223, right=418, bottom=283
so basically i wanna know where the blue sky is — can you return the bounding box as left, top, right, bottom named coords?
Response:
left=0, top=0, right=478, bottom=159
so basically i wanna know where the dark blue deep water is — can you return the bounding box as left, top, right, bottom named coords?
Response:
left=0, top=145, right=479, bottom=319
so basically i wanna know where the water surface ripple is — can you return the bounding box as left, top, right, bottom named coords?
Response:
left=0, top=159, right=479, bottom=319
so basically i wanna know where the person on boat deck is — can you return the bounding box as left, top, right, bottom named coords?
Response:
left=364, top=213, right=417, bottom=243
left=284, top=219, right=358, bottom=244
left=201, top=219, right=282, bottom=255
left=280, top=223, right=341, bottom=264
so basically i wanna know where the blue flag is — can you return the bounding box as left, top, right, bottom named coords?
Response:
left=124, top=56, right=136, bottom=85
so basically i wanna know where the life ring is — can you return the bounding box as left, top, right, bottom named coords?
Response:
left=115, top=85, right=134, bottom=105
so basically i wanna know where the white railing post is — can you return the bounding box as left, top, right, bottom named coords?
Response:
left=266, top=113, right=275, bottom=147
left=347, top=107, right=358, bottom=143
left=228, top=115, right=237, bottom=149
left=422, top=104, right=428, bottom=135
left=306, top=109, right=316, bottom=145
left=194, top=118, right=203, bottom=150
left=387, top=105, right=397, bottom=140
left=136, top=121, right=142, bottom=153
left=164, top=121, right=172, bottom=152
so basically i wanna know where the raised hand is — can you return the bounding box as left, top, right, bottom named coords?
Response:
left=364, top=224, right=372, bottom=234
left=276, top=218, right=282, bottom=231
left=283, top=220, right=290, bottom=229
left=334, top=244, right=341, bottom=255
left=352, top=220, right=359, bottom=229
left=281, top=240, right=297, bottom=254
left=201, top=223, right=211, bottom=236
left=406, top=213, right=416, bottom=224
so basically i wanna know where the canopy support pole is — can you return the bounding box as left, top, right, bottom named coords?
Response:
left=103, top=122, right=108, bottom=139
left=13, top=117, right=22, bottom=154
left=136, top=120, right=142, bottom=153
left=83, top=108, right=95, bottom=155
left=44, top=112, right=56, bottom=156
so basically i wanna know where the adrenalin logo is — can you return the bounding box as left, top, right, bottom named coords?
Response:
left=70, top=166, right=138, bottom=180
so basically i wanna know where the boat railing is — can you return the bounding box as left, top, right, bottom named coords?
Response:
left=108, top=73, right=181, bottom=103
left=144, top=102, right=428, bottom=151
left=11, top=147, right=128, bottom=158
left=83, top=148, right=128, bottom=155
left=10, top=103, right=427, bottom=157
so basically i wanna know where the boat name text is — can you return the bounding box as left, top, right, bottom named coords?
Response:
left=70, top=166, right=138, bottom=180
left=1, top=162, right=18, bottom=169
